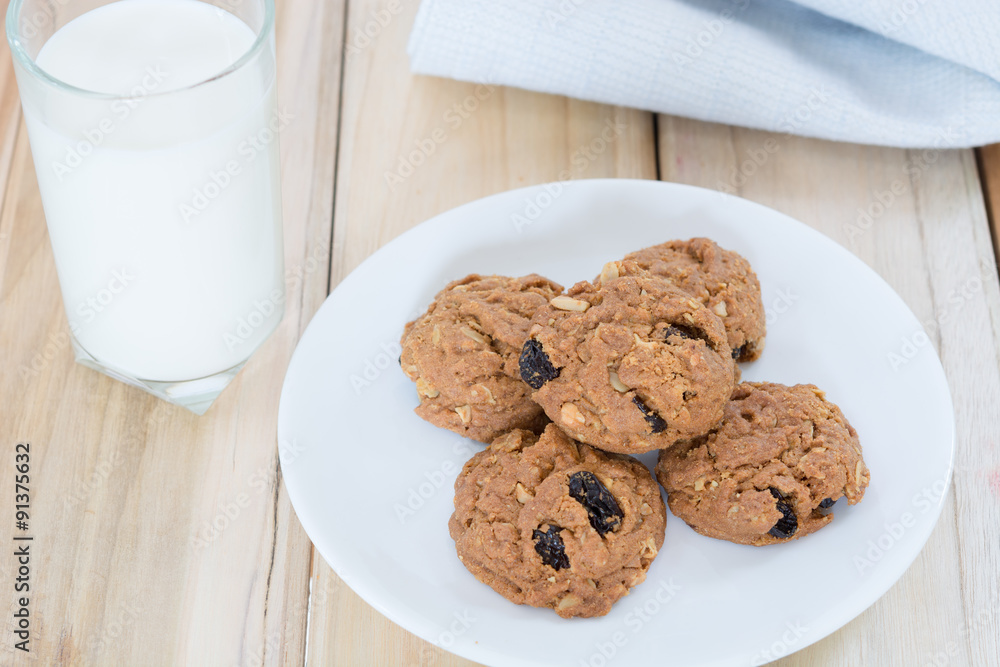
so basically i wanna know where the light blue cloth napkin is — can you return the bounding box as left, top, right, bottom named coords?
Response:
left=407, top=0, right=1000, bottom=148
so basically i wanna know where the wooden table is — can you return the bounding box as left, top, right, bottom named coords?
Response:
left=2, top=1, right=999, bottom=664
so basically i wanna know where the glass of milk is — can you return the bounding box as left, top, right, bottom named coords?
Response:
left=7, top=0, right=285, bottom=414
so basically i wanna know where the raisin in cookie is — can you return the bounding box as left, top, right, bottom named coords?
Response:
left=620, top=238, right=765, bottom=361
left=655, top=382, right=870, bottom=546
left=400, top=274, right=562, bottom=443
left=450, top=424, right=666, bottom=618
left=521, top=265, right=737, bottom=454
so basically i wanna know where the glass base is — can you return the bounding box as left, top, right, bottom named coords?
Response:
left=71, top=336, right=246, bottom=415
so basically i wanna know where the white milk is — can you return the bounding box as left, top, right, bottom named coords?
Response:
left=23, top=0, right=283, bottom=383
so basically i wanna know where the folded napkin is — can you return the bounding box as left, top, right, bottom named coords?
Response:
left=408, top=0, right=1000, bottom=148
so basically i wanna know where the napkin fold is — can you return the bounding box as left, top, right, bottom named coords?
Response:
left=408, top=0, right=1000, bottom=148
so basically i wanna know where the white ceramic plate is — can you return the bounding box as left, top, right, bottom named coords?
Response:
left=277, top=179, right=954, bottom=667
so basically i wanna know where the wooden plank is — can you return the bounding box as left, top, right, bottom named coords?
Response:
left=0, top=0, right=344, bottom=663
left=308, top=1, right=656, bottom=664
left=976, top=144, right=1000, bottom=275
left=657, top=116, right=1000, bottom=666
left=0, top=0, right=28, bottom=278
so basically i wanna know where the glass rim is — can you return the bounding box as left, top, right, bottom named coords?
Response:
left=4, top=0, right=275, bottom=101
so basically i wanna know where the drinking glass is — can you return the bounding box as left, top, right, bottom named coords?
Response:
left=6, top=0, right=284, bottom=414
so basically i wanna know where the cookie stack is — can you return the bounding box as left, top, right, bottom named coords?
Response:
left=399, top=238, right=870, bottom=619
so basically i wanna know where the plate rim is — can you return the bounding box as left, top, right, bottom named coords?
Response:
left=277, top=178, right=956, bottom=667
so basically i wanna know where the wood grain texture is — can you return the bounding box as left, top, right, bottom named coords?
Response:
left=0, top=0, right=997, bottom=663
left=0, top=0, right=23, bottom=222
left=307, top=1, right=655, bottom=665
left=0, top=0, right=344, bottom=663
left=657, top=116, right=1000, bottom=666
left=976, top=144, right=1000, bottom=273
left=0, top=0, right=26, bottom=285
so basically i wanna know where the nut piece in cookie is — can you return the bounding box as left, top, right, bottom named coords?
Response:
left=655, top=382, right=870, bottom=546
left=522, top=265, right=737, bottom=454
left=449, top=424, right=666, bottom=618
left=400, top=274, right=562, bottom=443
left=621, top=238, right=766, bottom=361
